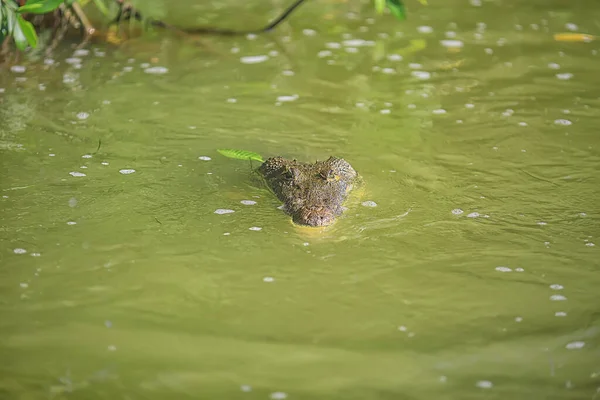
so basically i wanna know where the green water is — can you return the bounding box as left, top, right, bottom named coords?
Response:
left=1, top=0, right=599, bottom=399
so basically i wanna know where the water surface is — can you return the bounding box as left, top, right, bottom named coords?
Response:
left=1, top=0, right=599, bottom=399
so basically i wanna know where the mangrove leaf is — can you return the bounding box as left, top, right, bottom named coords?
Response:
left=217, top=149, right=265, bottom=163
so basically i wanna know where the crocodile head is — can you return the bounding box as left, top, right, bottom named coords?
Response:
left=259, top=156, right=357, bottom=227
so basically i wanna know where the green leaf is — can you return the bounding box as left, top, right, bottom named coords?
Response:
left=217, top=149, right=265, bottom=163
left=374, top=0, right=385, bottom=14
left=11, top=14, right=28, bottom=50
left=18, top=0, right=65, bottom=15
left=16, top=14, right=37, bottom=48
left=386, top=0, right=406, bottom=20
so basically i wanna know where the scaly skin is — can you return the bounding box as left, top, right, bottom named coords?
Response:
left=258, top=156, right=358, bottom=227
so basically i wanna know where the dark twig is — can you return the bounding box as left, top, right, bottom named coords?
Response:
left=143, top=0, right=308, bottom=36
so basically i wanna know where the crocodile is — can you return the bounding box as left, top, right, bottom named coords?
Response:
left=258, top=156, right=358, bottom=227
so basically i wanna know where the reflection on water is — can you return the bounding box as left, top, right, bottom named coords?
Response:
left=1, top=0, right=599, bottom=398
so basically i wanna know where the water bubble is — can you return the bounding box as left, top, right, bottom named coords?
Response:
left=107, top=345, right=117, bottom=351
left=325, top=42, right=342, bottom=49
left=276, top=95, right=299, bottom=102
left=518, top=122, right=528, bottom=127
left=14, top=248, right=27, bottom=254
left=198, top=156, right=212, bottom=161
left=241, top=200, right=257, bottom=205
left=119, top=169, right=136, bottom=175
left=409, top=63, right=423, bottom=69
left=240, top=385, right=252, bottom=392
left=515, top=267, right=525, bottom=272
left=550, top=294, right=567, bottom=301
left=303, top=29, right=317, bottom=36
left=565, top=23, right=578, bottom=31
left=555, top=311, right=567, bottom=317
left=417, top=26, right=434, bottom=34
left=76, top=112, right=90, bottom=120
left=317, top=50, right=332, bottom=58
left=249, top=227, right=262, bottom=231
left=495, top=266, right=512, bottom=272
left=515, top=317, right=523, bottom=322
left=585, top=242, right=595, bottom=247
left=548, top=62, right=560, bottom=69
left=556, top=73, right=573, bottom=80
left=361, top=201, right=378, bottom=207
left=467, top=212, right=480, bottom=218
left=465, top=103, right=475, bottom=109
left=554, top=119, right=572, bottom=126
left=20, top=283, right=29, bottom=288
left=67, top=221, right=77, bottom=225
left=69, top=172, right=86, bottom=177
left=145, top=66, right=169, bottom=74
left=345, top=47, right=359, bottom=53
left=270, top=392, right=287, bottom=399
left=550, top=284, right=564, bottom=290
left=101, top=162, right=109, bottom=166
left=565, top=341, right=585, bottom=350
left=380, top=109, right=391, bottom=115
left=476, top=380, right=492, bottom=389
left=263, top=276, right=274, bottom=282
left=240, top=55, right=268, bottom=64
left=214, top=209, right=235, bottom=215
left=398, top=325, right=407, bottom=332
left=432, top=109, right=447, bottom=115
left=82, top=154, right=92, bottom=159
left=387, top=54, right=403, bottom=61
left=451, top=208, right=464, bottom=215
left=411, top=71, right=431, bottom=80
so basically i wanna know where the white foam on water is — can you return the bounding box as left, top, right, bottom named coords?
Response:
left=417, top=26, right=434, bottom=33
left=240, top=55, right=268, bottom=64
left=270, top=392, right=287, bottom=399
left=198, top=156, right=212, bottom=161
left=550, top=294, right=567, bottom=301
left=565, top=341, right=585, bottom=350
left=76, top=112, right=90, bottom=120
left=550, top=284, right=564, bottom=290
left=495, top=266, right=512, bottom=272
left=65, top=57, right=82, bottom=65
left=317, top=50, right=332, bottom=58
left=325, top=42, right=341, bottom=49
left=249, top=227, right=262, bottom=231
left=69, top=172, right=86, bottom=177
left=119, top=169, right=136, bottom=175
left=433, top=109, right=447, bottom=115
left=145, top=66, right=168, bottom=75
left=555, top=311, right=567, bottom=317
left=387, top=54, right=403, bottom=61
left=467, top=212, right=480, bottom=218
left=14, top=248, right=27, bottom=254
left=276, top=95, right=299, bottom=102
left=556, top=73, right=573, bottom=80
left=263, top=276, right=274, bottom=282
left=411, top=71, right=431, bottom=80
left=361, top=201, right=378, bottom=207
left=476, top=380, right=492, bottom=389
left=241, top=200, right=257, bottom=205
left=67, top=221, right=77, bottom=225
left=240, top=385, right=252, bottom=392
left=303, top=29, right=317, bottom=36
left=554, top=119, right=572, bottom=126
left=214, top=209, right=235, bottom=215
left=380, top=109, right=391, bottom=115
left=452, top=208, right=464, bottom=215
